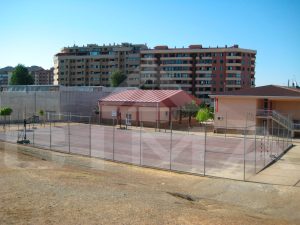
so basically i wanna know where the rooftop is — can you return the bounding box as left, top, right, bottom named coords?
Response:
left=99, top=90, right=200, bottom=107
left=210, top=85, right=300, bottom=98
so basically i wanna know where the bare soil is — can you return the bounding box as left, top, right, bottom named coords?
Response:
left=0, top=142, right=299, bottom=225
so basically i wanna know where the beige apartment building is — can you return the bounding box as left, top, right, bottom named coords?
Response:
left=140, top=45, right=256, bottom=103
left=54, top=43, right=147, bottom=87
left=32, top=68, right=54, bottom=85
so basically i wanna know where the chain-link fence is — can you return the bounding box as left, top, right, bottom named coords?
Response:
left=0, top=111, right=293, bottom=181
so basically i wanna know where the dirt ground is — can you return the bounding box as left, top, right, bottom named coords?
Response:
left=0, top=142, right=299, bottom=225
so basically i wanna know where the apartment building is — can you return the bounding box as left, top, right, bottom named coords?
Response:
left=140, top=45, right=256, bottom=103
left=32, top=68, right=54, bottom=85
left=54, top=43, right=147, bottom=86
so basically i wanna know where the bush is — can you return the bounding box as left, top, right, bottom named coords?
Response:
left=196, top=107, right=213, bottom=124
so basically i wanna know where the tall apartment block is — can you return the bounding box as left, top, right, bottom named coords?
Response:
left=140, top=45, right=256, bottom=103
left=32, top=68, right=54, bottom=85
left=54, top=43, right=147, bottom=86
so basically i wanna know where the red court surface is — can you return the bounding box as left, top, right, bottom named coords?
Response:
left=0, top=123, right=291, bottom=180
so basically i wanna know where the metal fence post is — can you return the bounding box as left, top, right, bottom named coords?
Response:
left=263, top=122, right=266, bottom=167
left=204, top=124, right=207, bottom=176
left=140, top=121, right=142, bottom=165
left=169, top=120, right=173, bottom=170
left=267, top=117, right=270, bottom=156
left=49, top=113, right=52, bottom=150
left=271, top=119, right=274, bottom=156
left=68, top=113, right=71, bottom=153
left=17, top=112, right=20, bottom=142
left=254, top=126, right=257, bottom=174
left=33, top=127, right=35, bottom=145
left=225, top=112, right=227, bottom=139
left=113, top=118, right=115, bottom=161
left=285, top=124, right=289, bottom=149
left=277, top=123, right=280, bottom=153
left=243, top=126, right=246, bottom=181
left=89, top=116, right=92, bottom=157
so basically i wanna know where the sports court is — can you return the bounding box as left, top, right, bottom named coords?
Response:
left=0, top=115, right=292, bottom=181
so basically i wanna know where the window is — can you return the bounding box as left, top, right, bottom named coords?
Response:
left=90, top=51, right=99, bottom=56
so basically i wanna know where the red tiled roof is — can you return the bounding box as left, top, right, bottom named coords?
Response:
left=99, top=90, right=200, bottom=107
left=211, top=85, right=300, bottom=98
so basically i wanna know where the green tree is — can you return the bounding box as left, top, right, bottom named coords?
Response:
left=10, top=64, right=34, bottom=85
left=196, top=107, right=214, bottom=125
left=110, top=70, right=127, bottom=87
left=38, top=109, right=45, bottom=126
left=181, top=101, right=199, bottom=126
left=0, top=107, right=13, bottom=128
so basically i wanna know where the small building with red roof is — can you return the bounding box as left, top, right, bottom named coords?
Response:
left=98, top=89, right=200, bottom=126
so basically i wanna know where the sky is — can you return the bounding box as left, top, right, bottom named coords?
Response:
left=0, top=0, right=299, bottom=86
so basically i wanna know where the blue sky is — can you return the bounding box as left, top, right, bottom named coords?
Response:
left=0, top=0, right=299, bottom=86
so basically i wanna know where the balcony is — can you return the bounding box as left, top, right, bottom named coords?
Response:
left=226, top=84, right=242, bottom=88
left=226, top=77, right=241, bottom=81
left=226, top=63, right=242, bottom=67
left=196, top=77, right=212, bottom=81
left=195, top=91, right=211, bottom=94
left=160, top=77, right=192, bottom=81
left=141, top=57, right=156, bottom=61
left=195, top=84, right=212, bottom=88
left=160, top=56, right=192, bottom=60
left=160, top=64, right=192, bottom=67
left=196, top=70, right=212, bottom=74
left=160, top=83, right=190, bottom=87
left=256, top=110, right=294, bottom=130
left=202, top=56, right=212, bottom=60
left=140, top=64, right=157, bottom=67
left=226, top=70, right=242, bottom=74
left=226, top=56, right=242, bottom=60
left=160, top=70, right=192, bottom=74
left=140, top=70, right=157, bottom=74
left=196, top=63, right=212, bottom=67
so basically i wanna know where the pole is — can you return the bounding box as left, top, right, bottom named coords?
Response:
left=225, top=112, right=227, bottom=139
left=244, top=114, right=248, bottom=181
left=140, top=121, right=142, bottom=166
left=89, top=116, right=92, bottom=157
left=204, top=124, right=207, bottom=176
left=271, top=119, right=274, bottom=156
left=49, top=113, right=52, bottom=150
left=17, top=112, right=20, bottom=142
left=156, top=102, right=159, bottom=131
left=244, top=126, right=247, bottom=181
left=33, top=126, right=34, bottom=144
left=112, top=118, right=115, bottom=161
left=263, top=121, right=266, bottom=167
left=254, top=126, right=257, bottom=174
left=68, top=113, right=71, bottom=153
left=23, top=119, right=27, bottom=141
left=169, top=120, right=173, bottom=170
left=267, top=117, right=270, bottom=156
